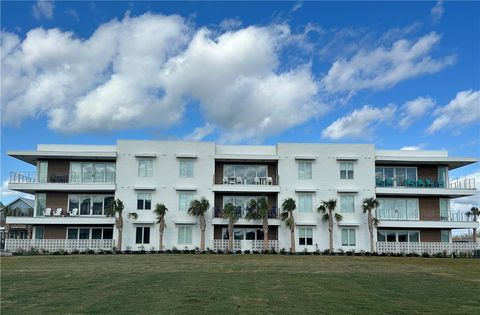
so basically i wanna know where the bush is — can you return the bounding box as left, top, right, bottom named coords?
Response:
left=314, top=249, right=321, bottom=256
left=280, top=248, right=287, bottom=255
left=422, top=252, right=430, bottom=258
left=346, top=251, right=354, bottom=256
left=71, top=249, right=80, bottom=255
left=244, top=250, right=251, bottom=254
left=217, top=249, right=224, bottom=254
left=322, top=249, right=330, bottom=255
left=236, top=250, right=242, bottom=254
left=252, top=250, right=260, bottom=254
left=270, top=247, right=277, bottom=255
left=165, top=249, right=172, bottom=254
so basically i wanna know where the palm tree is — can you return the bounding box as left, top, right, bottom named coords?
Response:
left=154, top=203, right=168, bottom=251
left=223, top=203, right=238, bottom=252
left=466, top=206, right=480, bottom=243
left=246, top=196, right=270, bottom=251
left=280, top=198, right=296, bottom=253
left=187, top=197, right=210, bottom=252
left=317, top=199, right=343, bottom=253
left=105, top=198, right=125, bottom=250
left=362, top=197, right=380, bottom=252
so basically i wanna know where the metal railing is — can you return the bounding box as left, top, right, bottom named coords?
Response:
left=9, top=171, right=116, bottom=184
left=213, top=174, right=279, bottom=185
left=376, top=177, right=476, bottom=190
left=377, top=241, right=479, bottom=254
left=213, top=206, right=278, bottom=219
left=4, top=239, right=115, bottom=252
left=377, top=211, right=476, bottom=222
left=449, top=178, right=476, bottom=190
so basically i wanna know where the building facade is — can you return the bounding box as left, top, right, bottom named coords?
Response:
left=5, top=141, right=479, bottom=254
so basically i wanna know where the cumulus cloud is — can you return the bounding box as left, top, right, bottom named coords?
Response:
left=321, top=32, right=455, bottom=96
left=184, top=123, right=215, bottom=141
left=1, top=180, right=34, bottom=200
left=400, top=145, right=425, bottom=150
left=450, top=172, right=480, bottom=215
left=1, top=14, right=323, bottom=143
left=427, top=89, right=480, bottom=134
left=398, top=96, right=435, bottom=129
left=32, top=0, right=54, bottom=20
left=321, top=105, right=396, bottom=140
left=431, top=0, right=444, bottom=24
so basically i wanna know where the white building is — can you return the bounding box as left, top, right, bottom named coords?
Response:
left=4, top=140, right=479, bottom=254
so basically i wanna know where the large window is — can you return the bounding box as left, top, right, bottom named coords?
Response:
left=223, top=196, right=263, bottom=211
left=341, top=229, right=356, bottom=246
left=37, top=161, right=48, bottom=183
left=179, top=192, right=194, bottom=212
left=36, top=193, right=46, bottom=216
left=138, top=159, right=153, bottom=177
left=298, top=193, right=313, bottom=213
left=136, top=227, right=150, bottom=244
left=377, top=230, right=419, bottom=242
left=375, top=167, right=417, bottom=186
left=340, top=194, right=355, bottom=213
left=298, top=162, right=312, bottom=180
left=439, top=198, right=449, bottom=221
left=70, top=162, right=116, bottom=183
left=178, top=226, right=193, bottom=245
left=223, top=164, right=268, bottom=184
left=35, top=226, right=44, bottom=240
left=67, top=227, right=114, bottom=240
left=137, top=192, right=152, bottom=210
left=222, top=228, right=263, bottom=241
left=377, top=198, right=419, bottom=220
left=441, top=230, right=450, bottom=242
left=340, top=162, right=354, bottom=179
left=179, top=159, right=194, bottom=178
left=298, top=227, right=313, bottom=245
left=68, top=194, right=115, bottom=216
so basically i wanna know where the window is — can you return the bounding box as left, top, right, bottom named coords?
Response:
left=341, top=229, right=356, bottom=246
left=92, top=228, right=102, bottom=239
left=35, top=226, right=44, bottom=240
left=298, top=193, right=313, bottom=213
left=377, top=230, right=419, bottom=243
left=137, top=193, right=152, bottom=210
left=138, top=159, right=153, bottom=177
left=377, top=198, right=419, bottom=220
left=179, top=159, right=194, bottom=178
left=298, top=227, right=313, bottom=245
left=103, top=229, right=113, bottom=239
left=439, top=198, right=449, bottom=221
left=92, top=196, right=103, bottom=215
left=178, top=226, right=193, bottom=244
left=67, top=227, right=113, bottom=240
left=340, top=195, right=355, bottom=213
left=223, top=165, right=268, bottom=184
left=79, top=228, right=90, bottom=239
left=67, top=228, right=79, bottom=240
left=68, top=194, right=114, bottom=215
left=36, top=193, right=46, bottom=216
left=70, top=162, right=115, bottom=183
left=375, top=167, right=417, bottom=186
left=136, top=227, right=150, bottom=244
left=441, top=230, right=450, bottom=243
left=179, top=192, right=194, bottom=212
left=37, top=161, right=48, bottom=183
left=340, top=162, right=354, bottom=179
left=298, top=161, right=312, bottom=180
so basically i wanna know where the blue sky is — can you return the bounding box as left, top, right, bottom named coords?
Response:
left=1, top=1, right=479, bottom=204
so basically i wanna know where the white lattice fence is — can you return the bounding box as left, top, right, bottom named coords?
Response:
left=5, top=239, right=115, bottom=252
left=377, top=241, right=479, bottom=254
left=213, top=239, right=279, bottom=251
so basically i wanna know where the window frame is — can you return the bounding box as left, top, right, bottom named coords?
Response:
left=298, top=161, right=312, bottom=180
left=339, top=194, right=355, bottom=213
left=179, top=159, right=194, bottom=178
left=297, top=193, right=313, bottom=213
left=135, top=226, right=151, bottom=244
left=178, top=226, right=193, bottom=245
left=137, top=192, right=152, bottom=210
left=340, top=162, right=354, bottom=180
left=341, top=228, right=356, bottom=246
left=138, top=159, right=153, bottom=178
left=298, top=227, right=313, bottom=246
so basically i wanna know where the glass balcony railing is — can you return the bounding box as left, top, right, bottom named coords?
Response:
left=376, top=177, right=476, bottom=190
left=9, top=172, right=116, bottom=184
left=213, top=206, right=278, bottom=219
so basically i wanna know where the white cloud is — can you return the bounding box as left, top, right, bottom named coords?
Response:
left=292, top=1, right=303, bottom=12
left=427, top=89, right=480, bottom=134
left=400, top=145, right=424, bottom=150
left=450, top=172, right=480, bottom=215
left=219, top=18, right=242, bottom=30
left=1, top=14, right=322, bottom=143
left=184, top=123, right=215, bottom=141
left=32, top=0, right=54, bottom=20
left=1, top=180, right=34, bottom=201
left=398, top=96, right=435, bottom=129
left=321, top=105, right=396, bottom=140
left=321, top=32, right=455, bottom=95
left=431, top=0, right=444, bottom=24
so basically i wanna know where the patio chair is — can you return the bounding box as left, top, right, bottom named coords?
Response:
left=385, top=178, right=394, bottom=187
left=267, top=177, right=273, bottom=185
left=425, top=179, right=434, bottom=187
left=236, top=177, right=243, bottom=185
left=54, top=208, right=63, bottom=216
left=71, top=208, right=78, bottom=216
left=437, top=180, right=445, bottom=188
left=223, top=177, right=229, bottom=184
left=416, top=179, right=424, bottom=187
left=254, top=177, right=260, bottom=185
left=44, top=208, right=52, bottom=216
left=228, top=177, right=235, bottom=185
left=376, top=178, right=385, bottom=187
left=405, top=179, right=415, bottom=187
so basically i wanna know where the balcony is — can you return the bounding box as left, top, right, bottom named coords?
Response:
left=212, top=174, right=280, bottom=193
left=8, top=171, right=116, bottom=194
left=377, top=241, right=479, bottom=255
left=213, top=206, right=278, bottom=219
left=377, top=211, right=479, bottom=229
left=375, top=177, right=476, bottom=197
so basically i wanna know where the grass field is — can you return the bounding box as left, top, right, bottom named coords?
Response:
left=1, top=254, right=479, bottom=314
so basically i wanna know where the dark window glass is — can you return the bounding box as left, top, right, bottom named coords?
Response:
left=103, top=229, right=113, bottom=240
left=92, top=229, right=102, bottom=239
left=137, top=199, right=144, bottom=210
left=306, top=238, right=313, bottom=245
left=299, top=238, right=305, bottom=245
left=386, top=233, right=396, bottom=242
left=136, top=227, right=143, bottom=244
left=79, top=228, right=90, bottom=239
left=145, top=199, right=151, bottom=210
left=67, top=229, right=78, bottom=240
left=398, top=233, right=408, bottom=242
left=104, top=196, right=114, bottom=212
left=143, top=227, right=150, bottom=244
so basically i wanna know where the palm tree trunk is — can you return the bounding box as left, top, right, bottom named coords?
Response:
left=290, top=227, right=295, bottom=253
left=228, top=220, right=233, bottom=252
left=473, top=228, right=477, bottom=243
left=200, top=215, right=206, bottom=252
left=329, top=210, right=333, bottom=252
left=368, top=210, right=374, bottom=252
left=118, top=227, right=123, bottom=251
left=263, top=217, right=269, bottom=251
left=159, top=219, right=165, bottom=251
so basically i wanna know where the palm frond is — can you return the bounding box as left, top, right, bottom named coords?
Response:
left=245, top=197, right=269, bottom=221
left=105, top=198, right=124, bottom=217
left=322, top=213, right=330, bottom=223
left=362, top=197, right=379, bottom=213
left=371, top=217, right=379, bottom=226
left=188, top=197, right=210, bottom=217
left=334, top=212, right=343, bottom=222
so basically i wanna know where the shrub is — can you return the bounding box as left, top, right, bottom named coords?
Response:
left=280, top=248, right=286, bottom=255
left=244, top=250, right=251, bottom=254
left=422, top=252, right=430, bottom=258
left=165, top=249, right=172, bottom=254
left=346, top=251, right=354, bottom=256
left=270, top=247, right=277, bottom=254
left=71, top=249, right=80, bottom=255
left=236, top=250, right=242, bottom=254
left=322, top=249, right=330, bottom=255
left=314, top=249, right=321, bottom=256
left=252, top=250, right=260, bottom=254
left=217, top=249, right=224, bottom=254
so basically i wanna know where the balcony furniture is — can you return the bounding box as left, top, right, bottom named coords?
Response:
left=437, top=180, right=445, bottom=188
left=267, top=177, right=273, bottom=185
left=228, top=177, right=235, bottom=185
left=385, top=178, right=394, bottom=187
left=235, top=207, right=242, bottom=218
left=425, top=179, right=434, bottom=187
left=223, top=177, right=229, bottom=184
left=376, top=178, right=385, bottom=187
left=405, top=179, right=415, bottom=187
left=269, top=207, right=277, bottom=218
left=54, top=208, right=63, bottom=216
left=416, top=179, right=424, bottom=187
left=44, top=208, right=52, bottom=216
left=254, top=177, right=260, bottom=185
left=236, top=177, right=242, bottom=185
left=70, top=208, right=79, bottom=216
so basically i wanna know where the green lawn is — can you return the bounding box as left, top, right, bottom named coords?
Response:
left=1, top=254, right=479, bottom=314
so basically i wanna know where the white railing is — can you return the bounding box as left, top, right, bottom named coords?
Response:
left=377, top=241, right=479, bottom=254
left=450, top=212, right=477, bottom=222
left=213, top=239, right=279, bottom=251
left=9, top=171, right=115, bottom=184
left=449, top=178, right=476, bottom=190
left=5, top=239, right=115, bottom=252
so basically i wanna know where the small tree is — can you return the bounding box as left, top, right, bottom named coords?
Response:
left=317, top=199, right=342, bottom=253
left=362, top=197, right=380, bottom=252
left=188, top=197, right=210, bottom=252
left=466, top=206, right=480, bottom=243
left=281, top=198, right=296, bottom=253
left=223, top=203, right=238, bottom=252
left=105, top=199, right=125, bottom=250
left=154, top=203, right=168, bottom=251
left=246, top=196, right=270, bottom=251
